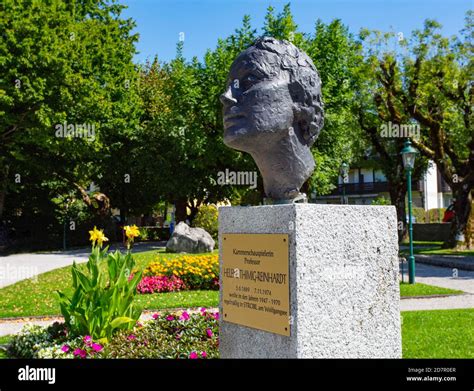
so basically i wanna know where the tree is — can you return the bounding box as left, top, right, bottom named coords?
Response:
left=358, top=14, right=473, bottom=248
left=406, top=16, right=473, bottom=248
left=0, top=0, right=140, bottom=242
left=137, top=17, right=258, bottom=223
left=356, top=29, right=429, bottom=242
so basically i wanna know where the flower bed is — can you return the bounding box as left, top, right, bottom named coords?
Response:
left=143, top=254, right=219, bottom=291
left=8, top=322, right=104, bottom=359
left=7, top=309, right=219, bottom=359
left=136, top=275, right=186, bottom=294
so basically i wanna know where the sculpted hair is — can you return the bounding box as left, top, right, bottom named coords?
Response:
left=251, top=37, right=324, bottom=147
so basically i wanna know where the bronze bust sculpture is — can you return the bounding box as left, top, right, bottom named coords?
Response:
left=220, top=37, right=324, bottom=202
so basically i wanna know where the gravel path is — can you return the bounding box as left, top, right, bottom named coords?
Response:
left=399, top=261, right=474, bottom=311
left=400, top=261, right=474, bottom=294
left=400, top=294, right=474, bottom=312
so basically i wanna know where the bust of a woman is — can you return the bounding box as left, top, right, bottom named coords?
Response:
left=220, top=37, right=324, bottom=202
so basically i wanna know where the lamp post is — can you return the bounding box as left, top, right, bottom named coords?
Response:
left=401, top=140, right=418, bottom=284
left=340, top=162, right=349, bottom=205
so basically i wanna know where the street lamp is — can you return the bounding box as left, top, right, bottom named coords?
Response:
left=340, top=162, right=349, bottom=205
left=401, top=139, right=418, bottom=284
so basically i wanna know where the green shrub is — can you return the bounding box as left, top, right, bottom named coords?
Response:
left=56, top=245, right=143, bottom=341
left=428, top=208, right=446, bottom=223
left=138, top=227, right=149, bottom=241
left=371, top=196, right=391, bottom=205
left=138, top=227, right=163, bottom=241
left=103, top=310, right=218, bottom=359
left=150, top=229, right=161, bottom=240
left=193, top=204, right=218, bottom=240
left=412, top=207, right=426, bottom=223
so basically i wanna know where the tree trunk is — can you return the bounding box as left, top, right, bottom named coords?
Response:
left=187, top=199, right=202, bottom=225
left=389, top=182, right=408, bottom=243
left=175, top=198, right=188, bottom=223
left=0, top=164, right=9, bottom=221
left=467, top=199, right=474, bottom=249
left=445, top=186, right=472, bottom=249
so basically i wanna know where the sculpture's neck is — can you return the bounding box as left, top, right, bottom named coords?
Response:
left=250, top=128, right=315, bottom=201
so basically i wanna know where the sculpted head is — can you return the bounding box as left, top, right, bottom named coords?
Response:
left=220, top=37, right=324, bottom=201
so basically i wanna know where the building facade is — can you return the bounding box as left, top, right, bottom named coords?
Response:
left=312, top=161, right=452, bottom=210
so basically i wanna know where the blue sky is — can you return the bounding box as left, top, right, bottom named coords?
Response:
left=122, top=0, right=472, bottom=63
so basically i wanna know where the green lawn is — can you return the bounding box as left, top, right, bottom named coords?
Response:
left=399, top=282, right=463, bottom=297
left=418, top=248, right=474, bottom=256
left=411, top=241, right=444, bottom=246
left=402, top=309, right=474, bottom=358
left=0, top=250, right=218, bottom=318
left=400, top=241, right=474, bottom=256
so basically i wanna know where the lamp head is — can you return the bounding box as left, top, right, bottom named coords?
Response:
left=401, top=139, right=418, bottom=171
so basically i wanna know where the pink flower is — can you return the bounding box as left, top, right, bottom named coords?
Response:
left=200, top=307, right=207, bottom=314
left=91, top=343, right=103, bottom=352
left=189, top=351, right=198, bottom=359
left=61, top=345, right=70, bottom=353
left=136, top=275, right=186, bottom=294
left=166, top=315, right=174, bottom=321
left=127, top=334, right=136, bottom=341
left=83, top=335, right=92, bottom=345
left=73, top=348, right=87, bottom=359
left=213, top=312, right=219, bottom=320
left=201, top=351, right=207, bottom=358
left=152, top=313, right=159, bottom=320
left=180, top=311, right=190, bottom=321
left=206, top=328, right=213, bottom=338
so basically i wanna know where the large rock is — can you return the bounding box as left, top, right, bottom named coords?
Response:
left=166, top=222, right=215, bottom=253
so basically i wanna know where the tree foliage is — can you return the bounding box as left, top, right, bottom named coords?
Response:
left=0, top=0, right=140, bottom=245
left=357, top=13, right=473, bottom=247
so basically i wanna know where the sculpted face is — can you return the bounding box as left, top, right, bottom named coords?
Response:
left=220, top=37, right=324, bottom=201
left=221, top=50, right=294, bottom=151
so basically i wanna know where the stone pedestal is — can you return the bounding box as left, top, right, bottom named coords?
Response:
left=219, top=204, right=402, bottom=358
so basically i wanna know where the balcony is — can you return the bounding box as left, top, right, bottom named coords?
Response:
left=332, top=182, right=389, bottom=195
left=330, top=180, right=428, bottom=196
